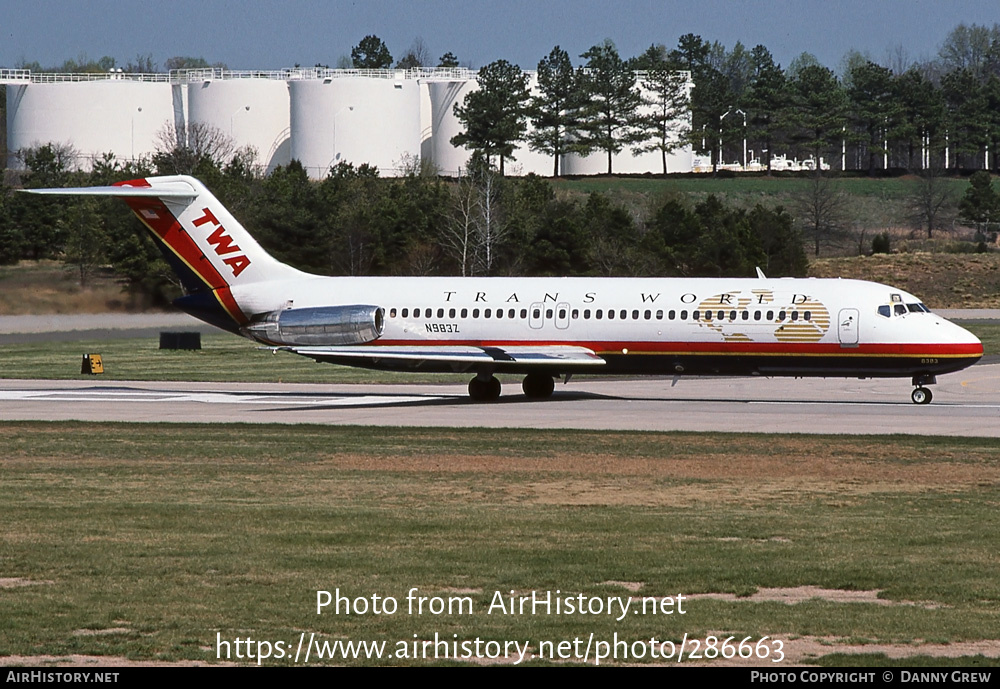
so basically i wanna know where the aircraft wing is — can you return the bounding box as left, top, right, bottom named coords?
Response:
left=279, top=344, right=606, bottom=370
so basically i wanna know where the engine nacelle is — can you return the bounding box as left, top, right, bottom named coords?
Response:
left=243, top=305, right=384, bottom=346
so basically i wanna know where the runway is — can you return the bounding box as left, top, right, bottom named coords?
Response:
left=1, top=363, right=998, bottom=436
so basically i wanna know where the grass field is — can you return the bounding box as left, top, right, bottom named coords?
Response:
left=0, top=323, right=996, bottom=384
left=0, top=333, right=471, bottom=383
left=551, top=174, right=971, bottom=200
left=1, top=424, right=998, bottom=666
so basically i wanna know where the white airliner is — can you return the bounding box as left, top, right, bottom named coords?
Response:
left=30, top=175, right=983, bottom=404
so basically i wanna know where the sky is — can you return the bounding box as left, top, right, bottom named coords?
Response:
left=2, top=0, right=998, bottom=74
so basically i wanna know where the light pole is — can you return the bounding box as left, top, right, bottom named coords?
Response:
left=329, top=105, right=355, bottom=171
left=721, top=109, right=747, bottom=169
left=131, top=106, right=143, bottom=161
left=231, top=105, right=250, bottom=136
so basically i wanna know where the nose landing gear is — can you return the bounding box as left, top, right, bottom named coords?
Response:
left=911, top=374, right=936, bottom=405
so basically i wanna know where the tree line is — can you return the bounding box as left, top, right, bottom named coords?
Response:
left=1, top=143, right=815, bottom=305
left=2, top=133, right=998, bottom=306
left=351, top=25, right=1000, bottom=176
left=6, top=23, right=1000, bottom=177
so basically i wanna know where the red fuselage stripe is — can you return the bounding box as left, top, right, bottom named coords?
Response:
left=375, top=339, right=983, bottom=357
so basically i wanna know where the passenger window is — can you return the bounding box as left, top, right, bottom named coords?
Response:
left=546, top=309, right=554, bottom=319
left=729, top=310, right=736, bottom=321
left=390, top=308, right=397, bottom=318
left=473, top=309, right=480, bottom=318
left=705, top=311, right=713, bottom=321
left=584, top=309, right=591, bottom=319
left=520, top=309, right=527, bottom=318
left=449, top=308, right=456, bottom=318
left=778, top=310, right=786, bottom=321
left=632, top=310, right=639, bottom=320
left=401, top=308, right=408, bottom=318
left=620, top=310, right=627, bottom=320
left=655, top=310, right=663, bottom=320
left=425, top=308, right=433, bottom=318
left=692, top=310, right=700, bottom=320
left=791, top=311, right=799, bottom=322
left=754, top=311, right=761, bottom=321
left=571, top=309, right=579, bottom=319
left=668, top=310, right=675, bottom=320
left=766, top=310, right=774, bottom=320
left=717, top=310, right=725, bottom=320
left=596, top=310, right=603, bottom=320
left=461, top=308, right=468, bottom=318
left=608, top=310, right=615, bottom=320
left=680, top=310, right=688, bottom=320
left=804, top=311, right=811, bottom=321
left=497, top=309, right=504, bottom=319
left=533, top=308, right=540, bottom=319
left=741, top=311, right=749, bottom=320
left=485, top=309, right=492, bottom=318
left=644, top=310, right=651, bottom=320
left=558, top=309, right=566, bottom=319
left=437, top=308, right=444, bottom=318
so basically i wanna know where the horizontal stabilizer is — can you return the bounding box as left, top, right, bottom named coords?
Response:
left=24, top=182, right=197, bottom=199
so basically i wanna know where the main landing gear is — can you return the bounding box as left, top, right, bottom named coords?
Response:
left=911, top=374, right=936, bottom=405
left=467, top=373, right=557, bottom=402
left=522, top=373, right=555, bottom=399
left=468, top=374, right=501, bottom=402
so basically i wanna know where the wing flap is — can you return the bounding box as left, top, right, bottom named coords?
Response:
left=282, top=344, right=606, bottom=368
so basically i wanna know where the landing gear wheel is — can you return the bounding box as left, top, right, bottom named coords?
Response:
left=911, top=387, right=932, bottom=405
left=522, top=373, right=555, bottom=399
left=468, top=376, right=501, bottom=402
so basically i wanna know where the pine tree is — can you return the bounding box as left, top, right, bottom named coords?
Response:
left=575, top=40, right=643, bottom=174
left=351, top=35, right=392, bottom=69
left=632, top=45, right=691, bottom=174
left=527, top=46, right=580, bottom=176
left=451, top=60, right=530, bottom=175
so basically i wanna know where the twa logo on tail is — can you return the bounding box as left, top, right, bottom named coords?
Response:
left=191, top=207, right=252, bottom=278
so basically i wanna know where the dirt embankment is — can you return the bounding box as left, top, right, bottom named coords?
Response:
left=810, top=252, right=1000, bottom=309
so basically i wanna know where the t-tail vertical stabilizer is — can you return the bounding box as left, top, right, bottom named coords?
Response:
left=28, top=174, right=307, bottom=333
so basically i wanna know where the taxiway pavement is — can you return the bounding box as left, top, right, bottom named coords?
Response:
left=1, top=364, right=998, bottom=436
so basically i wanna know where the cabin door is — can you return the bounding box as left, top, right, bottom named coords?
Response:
left=555, top=302, right=571, bottom=330
left=838, top=308, right=859, bottom=347
left=529, top=302, right=544, bottom=329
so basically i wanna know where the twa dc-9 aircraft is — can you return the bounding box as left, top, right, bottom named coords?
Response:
left=30, top=175, right=982, bottom=404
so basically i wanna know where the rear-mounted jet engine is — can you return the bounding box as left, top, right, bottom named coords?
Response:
left=243, top=305, right=384, bottom=346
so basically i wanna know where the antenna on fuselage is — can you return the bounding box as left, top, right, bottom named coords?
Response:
left=755, top=267, right=767, bottom=279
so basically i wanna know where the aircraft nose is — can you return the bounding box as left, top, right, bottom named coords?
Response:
left=950, top=320, right=983, bottom=356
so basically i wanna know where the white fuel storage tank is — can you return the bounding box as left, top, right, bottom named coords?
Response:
left=185, top=75, right=291, bottom=173
left=6, top=78, right=173, bottom=169
left=289, top=72, right=421, bottom=179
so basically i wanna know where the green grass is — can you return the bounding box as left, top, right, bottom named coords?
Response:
left=550, top=175, right=970, bottom=202
left=0, top=333, right=469, bottom=383
left=0, top=322, right=996, bottom=383
left=1, top=424, right=999, bottom=665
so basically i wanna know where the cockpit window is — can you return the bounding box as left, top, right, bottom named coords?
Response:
left=906, top=304, right=922, bottom=313
left=878, top=305, right=891, bottom=318
left=894, top=304, right=907, bottom=316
